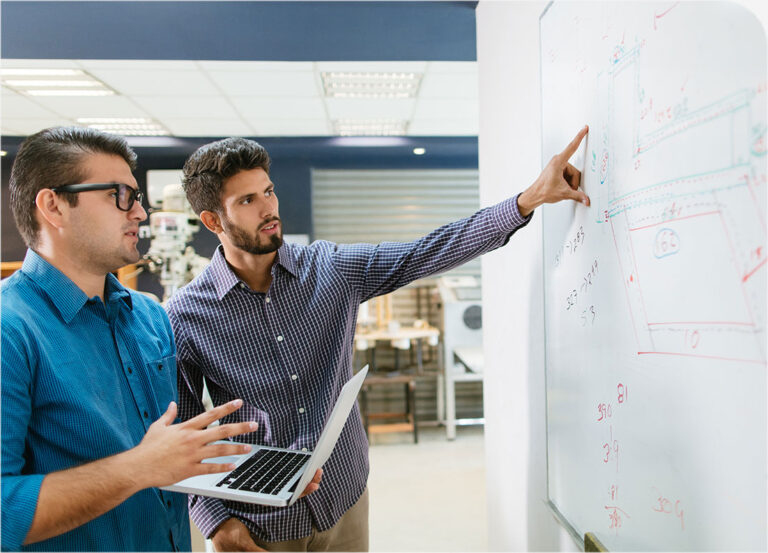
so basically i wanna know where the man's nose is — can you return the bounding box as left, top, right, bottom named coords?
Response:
left=130, top=199, right=148, bottom=222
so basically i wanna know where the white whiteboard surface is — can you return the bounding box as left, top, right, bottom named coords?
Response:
left=541, top=2, right=767, bottom=550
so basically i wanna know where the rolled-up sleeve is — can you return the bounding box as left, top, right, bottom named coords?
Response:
left=1, top=326, right=44, bottom=551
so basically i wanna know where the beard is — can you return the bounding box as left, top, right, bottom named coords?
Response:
left=221, top=214, right=283, bottom=255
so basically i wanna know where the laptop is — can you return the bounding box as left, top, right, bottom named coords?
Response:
left=161, top=365, right=368, bottom=507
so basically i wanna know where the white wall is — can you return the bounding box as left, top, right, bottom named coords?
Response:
left=477, top=1, right=574, bottom=551
left=477, top=1, right=767, bottom=551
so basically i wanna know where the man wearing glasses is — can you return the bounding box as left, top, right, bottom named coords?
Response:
left=0, top=126, right=270, bottom=551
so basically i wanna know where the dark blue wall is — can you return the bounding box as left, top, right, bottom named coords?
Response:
left=2, top=1, right=476, bottom=61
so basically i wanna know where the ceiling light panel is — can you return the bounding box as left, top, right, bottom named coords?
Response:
left=322, top=72, right=423, bottom=99
left=333, top=119, right=408, bottom=136
left=76, top=117, right=170, bottom=136
left=1, top=68, right=116, bottom=97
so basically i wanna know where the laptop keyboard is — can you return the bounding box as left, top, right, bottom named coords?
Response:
left=216, top=448, right=309, bottom=495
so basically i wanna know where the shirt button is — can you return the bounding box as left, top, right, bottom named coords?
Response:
left=277, top=336, right=284, bottom=342
left=240, top=283, right=246, bottom=289
left=265, top=297, right=271, bottom=303
left=127, top=367, right=133, bottom=374
left=291, top=374, right=298, bottom=380
left=166, top=499, right=172, bottom=508
left=158, top=363, right=163, bottom=371
left=298, top=407, right=305, bottom=414
left=143, top=410, right=149, bottom=418
left=301, top=448, right=308, bottom=452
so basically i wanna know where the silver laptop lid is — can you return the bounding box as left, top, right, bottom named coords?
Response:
left=287, top=364, right=368, bottom=505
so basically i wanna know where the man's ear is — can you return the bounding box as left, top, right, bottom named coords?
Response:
left=199, top=210, right=223, bottom=234
left=35, top=188, right=67, bottom=230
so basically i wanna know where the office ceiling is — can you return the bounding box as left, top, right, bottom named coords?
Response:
left=1, top=2, right=479, bottom=139
left=1, top=59, right=478, bottom=137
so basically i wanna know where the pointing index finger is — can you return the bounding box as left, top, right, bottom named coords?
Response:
left=559, top=125, right=589, bottom=162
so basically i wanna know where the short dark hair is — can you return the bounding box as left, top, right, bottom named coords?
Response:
left=182, top=137, right=271, bottom=215
left=9, top=126, right=137, bottom=249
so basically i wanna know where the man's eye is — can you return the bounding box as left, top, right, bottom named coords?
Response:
left=241, top=197, right=252, bottom=205
left=265, top=190, right=273, bottom=197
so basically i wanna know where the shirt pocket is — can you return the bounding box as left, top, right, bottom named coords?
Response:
left=145, top=354, right=178, bottom=416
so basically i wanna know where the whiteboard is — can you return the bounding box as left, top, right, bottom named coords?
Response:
left=541, top=2, right=767, bottom=550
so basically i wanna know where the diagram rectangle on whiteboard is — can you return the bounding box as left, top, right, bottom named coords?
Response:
left=541, top=2, right=766, bottom=551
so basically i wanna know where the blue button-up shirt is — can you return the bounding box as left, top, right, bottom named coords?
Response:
left=1, top=250, right=191, bottom=552
left=166, top=196, right=530, bottom=542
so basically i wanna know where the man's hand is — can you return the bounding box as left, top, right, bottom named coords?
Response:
left=517, top=125, right=590, bottom=217
left=127, top=400, right=257, bottom=488
left=298, top=468, right=323, bottom=498
left=209, top=470, right=322, bottom=552
left=211, top=518, right=265, bottom=552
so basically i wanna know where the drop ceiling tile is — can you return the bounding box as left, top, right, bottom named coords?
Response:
left=409, top=118, right=478, bottom=136
left=315, top=61, right=428, bottom=73
left=1, top=118, right=77, bottom=135
left=31, top=95, right=149, bottom=119
left=324, top=98, right=415, bottom=120
left=133, top=96, right=239, bottom=119
left=231, top=97, right=325, bottom=119
left=2, top=93, right=68, bottom=119
left=411, top=98, right=477, bottom=120
left=163, top=118, right=254, bottom=137
left=418, top=72, right=478, bottom=99
left=199, top=61, right=314, bottom=72
left=251, top=119, right=329, bottom=136
left=87, top=69, right=220, bottom=96
left=427, top=62, right=478, bottom=73
left=1, top=59, right=81, bottom=68
left=79, top=60, right=199, bottom=70
left=208, top=70, right=319, bottom=97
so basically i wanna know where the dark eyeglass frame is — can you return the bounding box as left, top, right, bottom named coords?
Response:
left=51, top=183, right=144, bottom=212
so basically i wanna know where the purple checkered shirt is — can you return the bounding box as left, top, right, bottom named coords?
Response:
left=165, top=195, right=531, bottom=542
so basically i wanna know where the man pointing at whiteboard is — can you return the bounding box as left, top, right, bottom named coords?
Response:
left=166, top=125, right=590, bottom=552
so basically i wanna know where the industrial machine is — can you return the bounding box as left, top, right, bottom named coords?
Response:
left=434, top=275, right=484, bottom=439
left=138, top=171, right=209, bottom=303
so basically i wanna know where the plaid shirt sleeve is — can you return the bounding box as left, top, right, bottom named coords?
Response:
left=330, top=195, right=532, bottom=301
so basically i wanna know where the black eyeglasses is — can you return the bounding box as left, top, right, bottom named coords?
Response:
left=51, top=183, right=144, bottom=212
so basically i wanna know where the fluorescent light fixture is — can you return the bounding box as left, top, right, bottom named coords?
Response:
left=26, top=89, right=115, bottom=97
left=0, top=150, right=7, bottom=157
left=413, top=147, right=426, bottom=155
left=333, top=119, right=408, bottom=136
left=322, top=71, right=422, bottom=99
left=76, top=117, right=170, bottom=136
left=2, top=69, right=116, bottom=97
left=4, top=80, right=102, bottom=87
left=0, top=68, right=84, bottom=76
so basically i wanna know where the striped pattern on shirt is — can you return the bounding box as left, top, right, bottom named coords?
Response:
left=165, top=195, right=530, bottom=542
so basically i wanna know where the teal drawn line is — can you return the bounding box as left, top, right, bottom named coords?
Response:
left=605, top=181, right=748, bottom=219
left=637, top=105, right=749, bottom=155
left=643, top=89, right=752, bottom=139
left=607, top=163, right=750, bottom=204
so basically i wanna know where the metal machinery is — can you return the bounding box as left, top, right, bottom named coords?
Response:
left=138, top=171, right=209, bottom=303
left=435, top=275, right=484, bottom=439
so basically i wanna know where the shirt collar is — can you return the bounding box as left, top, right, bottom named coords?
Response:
left=20, top=249, right=133, bottom=323
left=209, top=242, right=298, bottom=301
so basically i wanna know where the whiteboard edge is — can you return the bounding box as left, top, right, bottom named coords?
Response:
left=545, top=499, right=586, bottom=551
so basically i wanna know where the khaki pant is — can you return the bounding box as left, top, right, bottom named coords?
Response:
left=252, top=489, right=369, bottom=552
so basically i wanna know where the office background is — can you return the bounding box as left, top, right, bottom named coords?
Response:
left=3, top=1, right=767, bottom=551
